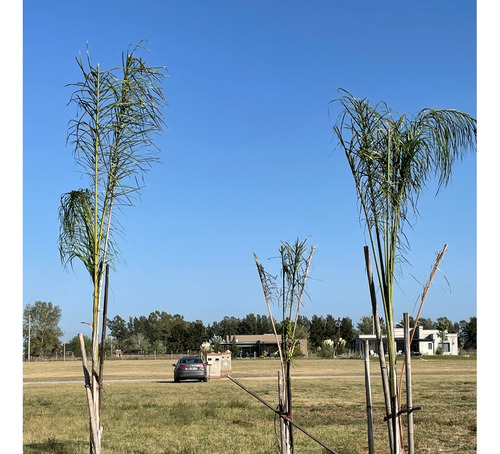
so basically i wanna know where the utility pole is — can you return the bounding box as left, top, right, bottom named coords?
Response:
left=28, top=313, right=31, bottom=362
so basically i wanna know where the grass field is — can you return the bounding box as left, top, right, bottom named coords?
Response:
left=23, top=357, right=476, bottom=453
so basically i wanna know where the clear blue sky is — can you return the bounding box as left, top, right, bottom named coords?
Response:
left=21, top=0, right=479, bottom=343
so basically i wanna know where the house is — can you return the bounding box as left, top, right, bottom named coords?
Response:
left=352, top=325, right=459, bottom=356
left=224, top=334, right=308, bottom=358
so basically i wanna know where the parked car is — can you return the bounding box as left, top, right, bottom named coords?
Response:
left=173, top=356, right=208, bottom=382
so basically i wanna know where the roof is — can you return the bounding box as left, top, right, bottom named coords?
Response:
left=229, top=334, right=282, bottom=344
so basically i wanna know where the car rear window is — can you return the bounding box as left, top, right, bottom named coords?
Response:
left=185, top=358, right=202, bottom=364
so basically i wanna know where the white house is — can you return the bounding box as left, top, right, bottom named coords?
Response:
left=352, top=325, right=459, bottom=356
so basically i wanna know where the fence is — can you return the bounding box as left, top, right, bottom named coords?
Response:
left=23, top=351, right=198, bottom=362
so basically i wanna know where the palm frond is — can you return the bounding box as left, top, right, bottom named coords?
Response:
left=59, top=189, right=96, bottom=277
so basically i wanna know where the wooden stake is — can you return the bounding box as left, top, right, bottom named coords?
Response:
left=79, top=333, right=101, bottom=454
left=364, top=340, right=375, bottom=454
left=404, top=313, right=415, bottom=454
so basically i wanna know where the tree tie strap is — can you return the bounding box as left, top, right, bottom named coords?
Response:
left=384, top=406, right=422, bottom=421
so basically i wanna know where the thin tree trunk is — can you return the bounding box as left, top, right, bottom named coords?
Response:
left=404, top=312, right=415, bottom=454
left=390, top=367, right=401, bottom=454
left=79, top=333, right=101, bottom=454
left=98, top=263, right=110, bottom=411
left=278, top=371, right=291, bottom=454
left=364, top=340, right=375, bottom=454
left=286, top=360, right=294, bottom=453
left=363, top=246, right=395, bottom=453
left=89, top=289, right=101, bottom=454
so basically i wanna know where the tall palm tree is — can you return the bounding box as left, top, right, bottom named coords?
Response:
left=331, top=89, right=476, bottom=454
left=58, top=41, right=167, bottom=454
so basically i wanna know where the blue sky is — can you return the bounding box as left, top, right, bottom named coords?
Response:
left=21, top=0, right=479, bottom=343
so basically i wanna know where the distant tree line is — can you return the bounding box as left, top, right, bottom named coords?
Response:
left=23, top=301, right=477, bottom=359
left=104, top=311, right=477, bottom=356
left=105, top=312, right=360, bottom=355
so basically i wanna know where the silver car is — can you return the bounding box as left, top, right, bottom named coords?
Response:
left=173, top=356, right=208, bottom=382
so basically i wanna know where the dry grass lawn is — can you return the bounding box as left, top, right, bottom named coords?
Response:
left=23, top=357, right=476, bottom=453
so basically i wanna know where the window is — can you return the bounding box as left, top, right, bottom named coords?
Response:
left=428, top=343, right=433, bottom=350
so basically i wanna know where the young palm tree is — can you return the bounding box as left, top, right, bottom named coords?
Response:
left=254, top=238, right=315, bottom=453
left=58, top=41, right=167, bottom=454
left=331, top=89, right=476, bottom=454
